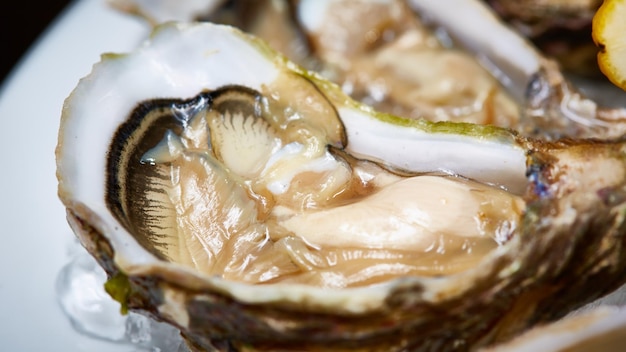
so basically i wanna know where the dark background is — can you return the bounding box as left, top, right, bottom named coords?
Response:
left=0, top=0, right=73, bottom=86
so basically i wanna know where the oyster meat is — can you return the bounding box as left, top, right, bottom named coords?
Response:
left=56, top=22, right=626, bottom=351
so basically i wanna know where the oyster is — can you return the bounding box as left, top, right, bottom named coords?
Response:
left=56, top=22, right=626, bottom=351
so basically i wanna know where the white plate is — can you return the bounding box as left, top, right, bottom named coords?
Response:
left=0, top=1, right=150, bottom=350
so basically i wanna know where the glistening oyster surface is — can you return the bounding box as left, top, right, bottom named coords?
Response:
left=56, top=22, right=626, bottom=351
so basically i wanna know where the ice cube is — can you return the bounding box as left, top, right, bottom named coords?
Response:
left=56, top=244, right=189, bottom=351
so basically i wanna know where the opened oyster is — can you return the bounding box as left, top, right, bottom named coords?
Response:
left=57, top=22, right=626, bottom=351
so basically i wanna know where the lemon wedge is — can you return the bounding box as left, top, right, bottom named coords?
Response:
left=592, top=0, right=626, bottom=91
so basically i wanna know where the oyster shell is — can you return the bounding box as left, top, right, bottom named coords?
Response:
left=57, top=22, right=626, bottom=351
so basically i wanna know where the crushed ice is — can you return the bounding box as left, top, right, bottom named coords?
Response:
left=56, top=239, right=189, bottom=352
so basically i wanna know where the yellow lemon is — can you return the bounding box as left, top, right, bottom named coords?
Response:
left=592, top=0, right=626, bottom=91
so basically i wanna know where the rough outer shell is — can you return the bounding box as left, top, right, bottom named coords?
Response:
left=57, top=22, right=626, bottom=351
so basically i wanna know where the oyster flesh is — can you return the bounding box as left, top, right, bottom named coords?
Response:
left=57, top=22, right=626, bottom=351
